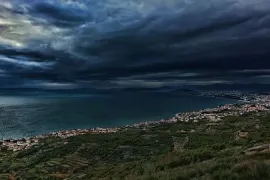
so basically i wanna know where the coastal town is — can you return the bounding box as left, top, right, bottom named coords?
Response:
left=132, top=102, right=269, bottom=127
left=190, top=90, right=270, bottom=102
left=0, top=128, right=120, bottom=152
left=1, top=93, right=270, bottom=152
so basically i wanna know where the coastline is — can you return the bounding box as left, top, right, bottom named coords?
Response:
left=0, top=93, right=235, bottom=140
left=1, top=93, right=270, bottom=151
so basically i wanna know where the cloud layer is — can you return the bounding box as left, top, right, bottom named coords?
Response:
left=1, top=0, right=270, bottom=90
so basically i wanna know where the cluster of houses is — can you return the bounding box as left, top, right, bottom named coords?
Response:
left=2, top=94, right=270, bottom=152
left=0, top=127, right=119, bottom=151
left=0, top=137, right=39, bottom=152
left=46, top=127, right=120, bottom=139
left=132, top=97, right=270, bottom=128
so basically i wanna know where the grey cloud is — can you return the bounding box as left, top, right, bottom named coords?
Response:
left=1, top=0, right=270, bottom=89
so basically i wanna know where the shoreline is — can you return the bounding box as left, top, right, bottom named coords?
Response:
left=0, top=96, right=236, bottom=139
left=1, top=93, right=270, bottom=151
left=0, top=93, right=236, bottom=140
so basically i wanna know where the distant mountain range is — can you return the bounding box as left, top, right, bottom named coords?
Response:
left=0, top=83, right=270, bottom=95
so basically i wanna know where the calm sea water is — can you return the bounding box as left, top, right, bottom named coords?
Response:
left=0, top=93, right=235, bottom=139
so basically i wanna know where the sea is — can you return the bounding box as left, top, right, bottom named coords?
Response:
left=0, top=92, right=236, bottom=139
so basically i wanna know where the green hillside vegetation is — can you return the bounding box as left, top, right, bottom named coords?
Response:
left=1, top=112, right=270, bottom=179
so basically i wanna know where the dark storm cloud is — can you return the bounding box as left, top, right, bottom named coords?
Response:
left=28, top=1, right=90, bottom=28
left=34, top=2, right=87, bottom=22
left=0, top=47, right=56, bottom=62
left=1, top=0, right=270, bottom=89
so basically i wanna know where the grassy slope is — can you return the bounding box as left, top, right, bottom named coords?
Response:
left=1, top=112, right=270, bottom=180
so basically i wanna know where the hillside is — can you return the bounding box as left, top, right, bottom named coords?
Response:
left=1, top=112, right=270, bottom=179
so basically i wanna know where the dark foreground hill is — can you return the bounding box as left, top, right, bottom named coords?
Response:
left=1, top=112, right=270, bottom=180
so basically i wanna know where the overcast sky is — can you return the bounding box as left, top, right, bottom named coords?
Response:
left=1, top=0, right=270, bottom=90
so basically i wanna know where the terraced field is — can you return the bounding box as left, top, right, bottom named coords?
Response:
left=1, top=112, right=270, bottom=179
